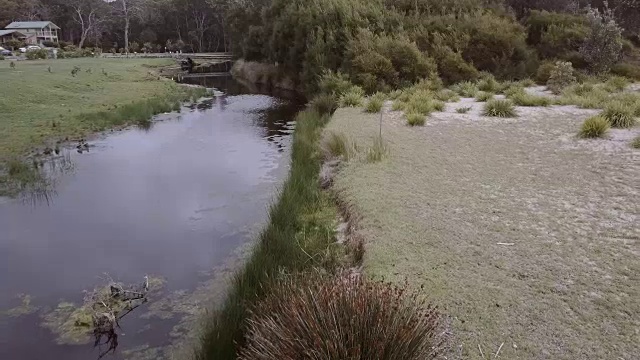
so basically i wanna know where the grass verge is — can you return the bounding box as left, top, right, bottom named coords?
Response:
left=196, top=108, right=342, bottom=359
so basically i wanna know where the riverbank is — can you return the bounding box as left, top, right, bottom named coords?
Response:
left=325, top=89, right=639, bottom=359
left=195, top=107, right=348, bottom=359
left=0, top=58, right=206, bottom=196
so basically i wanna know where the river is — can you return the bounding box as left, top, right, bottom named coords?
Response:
left=0, top=75, right=303, bottom=360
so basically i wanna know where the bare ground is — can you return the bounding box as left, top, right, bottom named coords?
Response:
left=325, top=96, right=640, bottom=359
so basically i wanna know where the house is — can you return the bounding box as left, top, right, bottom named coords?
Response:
left=4, top=21, right=60, bottom=45
left=0, top=30, right=27, bottom=45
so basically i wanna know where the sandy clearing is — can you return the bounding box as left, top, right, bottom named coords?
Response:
left=326, top=99, right=640, bottom=359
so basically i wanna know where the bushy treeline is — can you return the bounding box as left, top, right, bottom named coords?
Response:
left=228, top=0, right=639, bottom=93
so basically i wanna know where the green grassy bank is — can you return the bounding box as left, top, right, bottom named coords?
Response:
left=196, top=108, right=343, bottom=359
left=0, top=58, right=205, bottom=196
left=0, top=58, right=201, bottom=162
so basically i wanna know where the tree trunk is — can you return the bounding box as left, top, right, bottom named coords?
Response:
left=124, top=17, right=130, bottom=54
left=79, top=28, right=89, bottom=49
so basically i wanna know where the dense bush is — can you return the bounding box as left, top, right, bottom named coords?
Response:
left=535, top=60, right=556, bottom=84
left=462, top=13, right=531, bottom=78
left=25, top=49, right=47, bottom=60
left=432, top=44, right=479, bottom=84
left=525, top=10, right=588, bottom=59
left=611, top=62, right=640, bottom=80
left=239, top=275, right=441, bottom=360
left=580, top=7, right=624, bottom=73
left=547, top=61, right=576, bottom=94
left=346, top=30, right=438, bottom=93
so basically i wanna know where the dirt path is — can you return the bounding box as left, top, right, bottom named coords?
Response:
left=326, top=98, right=639, bottom=359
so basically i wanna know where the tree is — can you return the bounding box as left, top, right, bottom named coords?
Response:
left=71, top=0, right=109, bottom=48
left=580, top=5, right=623, bottom=73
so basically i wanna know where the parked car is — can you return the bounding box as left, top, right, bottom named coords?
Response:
left=0, top=47, right=12, bottom=56
left=19, top=45, right=41, bottom=53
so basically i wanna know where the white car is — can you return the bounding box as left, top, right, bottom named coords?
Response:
left=19, top=45, right=41, bottom=53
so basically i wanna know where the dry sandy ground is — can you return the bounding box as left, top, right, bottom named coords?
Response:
left=326, top=95, right=639, bottom=359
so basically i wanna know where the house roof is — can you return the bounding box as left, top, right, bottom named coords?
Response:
left=5, top=21, right=60, bottom=30
left=0, top=30, right=27, bottom=37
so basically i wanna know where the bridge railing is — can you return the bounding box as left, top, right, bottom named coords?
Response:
left=100, top=52, right=233, bottom=60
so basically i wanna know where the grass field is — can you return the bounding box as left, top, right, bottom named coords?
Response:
left=327, top=96, right=639, bottom=359
left=0, top=58, right=182, bottom=162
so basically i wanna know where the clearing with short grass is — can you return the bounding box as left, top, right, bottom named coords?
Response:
left=326, top=96, right=639, bottom=359
left=0, top=58, right=178, bottom=161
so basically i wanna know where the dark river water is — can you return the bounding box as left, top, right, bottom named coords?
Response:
left=0, top=75, right=303, bottom=360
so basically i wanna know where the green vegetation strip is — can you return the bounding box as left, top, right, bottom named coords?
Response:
left=197, top=108, right=342, bottom=359
left=0, top=58, right=198, bottom=162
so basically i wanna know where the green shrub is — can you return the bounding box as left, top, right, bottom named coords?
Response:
left=604, top=76, right=629, bottom=92
left=433, top=45, right=479, bottom=85
left=365, top=97, right=384, bottom=113
left=580, top=7, right=623, bottom=73
left=579, top=116, right=610, bottom=138
left=476, top=91, right=494, bottom=102
left=611, top=62, right=640, bottom=80
left=0, top=55, right=4, bottom=61
left=510, top=91, right=551, bottom=107
left=456, top=107, right=472, bottom=114
left=434, top=89, right=460, bottom=102
left=339, top=86, right=365, bottom=107
left=451, top=81, right=479, bottom=97
left=477, top=75, right=500, bottom=93
left=602, top=102, right=636, bottom=128
left=547, top=61, right=576, bottom=94
left=406, top=113, right=425, bottom=126
left=632, top=136, right=640, bottom=149
left=347, top=30, right=438, bottom=93
left=318, top=71, right=353, bottom=97
left=519, top=78, right=536, bottom=87
left=462, top=13, right=529, bottom=78
left=239, top=275, right=440, bottom=360
left=483, top=99, right=517, bottom=117
left=535, top=61, right=556, bottom=84
left=25, top=49, right=47, bottom=60
left=311, top=94, right=338, bottom=115
left=367, top=136, right=388, bottom=163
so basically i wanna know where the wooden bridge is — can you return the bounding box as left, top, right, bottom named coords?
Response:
left=100, top=52, right=233, bottom=62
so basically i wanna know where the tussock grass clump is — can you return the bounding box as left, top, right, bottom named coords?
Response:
left=324, top=132, right=352, bottom=159
left=510, top=91, right=551, bottom=107
left=604, top=76, right=629, bottom=92
left=503, top=84, right=525, bottom=98
left=632, top=136, right=640, bottom=149
left=392, top=101, right=406, bottom=111
left=432, top=100, right=445, bottom=112
left=483, top=99, right=517, bottom=117
left=365, top=93, right=385, bottom=113
left=476, top=91, right=494, bottom=102
left=477, top=76, right=500, bottom=93
left=456, top=107, right=472, bottom=114
left=579, top=116, right=610, bottom=138
left=311, top=94, right=338, bottom=115
left=602, top=102, right=636, bottom=128
left=367, top=136, right=388, bottom=163
left=434, top=89, right=460, bottom=102
left=239, top=274, right=441, bottom=360
left=339, top=86, right=365, bottom=107
left=406, top=113, right=425, bottom=126
left=451, top=81, right=479, bottom=97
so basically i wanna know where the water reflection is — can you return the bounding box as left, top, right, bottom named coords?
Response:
left=0, top=75, right=302, bottom=360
